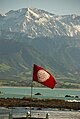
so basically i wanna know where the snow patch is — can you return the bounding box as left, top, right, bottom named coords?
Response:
left=28, top=8, right=39, bottom=18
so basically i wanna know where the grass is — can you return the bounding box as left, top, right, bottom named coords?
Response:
left=0, top=63, right=11, bottom=72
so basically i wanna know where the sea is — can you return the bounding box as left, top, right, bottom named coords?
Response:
left=0, top=87, right=80, bottom=119
left=0, top=87, right=80, bottom=101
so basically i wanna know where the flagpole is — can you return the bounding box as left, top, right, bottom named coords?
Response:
left=30, top=80, right=33, bottom=117
left=30, top=64, right=34, bottom=118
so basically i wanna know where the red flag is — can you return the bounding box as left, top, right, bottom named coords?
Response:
left=33, top=64, right=57, bottom=89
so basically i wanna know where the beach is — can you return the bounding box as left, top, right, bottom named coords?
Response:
left=0, top=98, right=80, bottom=110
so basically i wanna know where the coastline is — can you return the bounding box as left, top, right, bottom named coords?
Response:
left=0, top=97, right=80, bottom=110
left=0, top=86, right=80, bottom=90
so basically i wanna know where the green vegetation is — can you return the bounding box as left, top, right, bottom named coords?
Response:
left=0, top=33, right=80, bottom=88
left=0, top=63, right=11, bottom=72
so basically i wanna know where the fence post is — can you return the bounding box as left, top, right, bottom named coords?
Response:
left=46, top=113, right=50, bottom=119
left=9, top=112, right=12, bottom=119
left=26, top=111, right=31, bottom=119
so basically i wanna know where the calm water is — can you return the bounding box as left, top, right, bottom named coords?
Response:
left=0, top=87, right=80, bottom=100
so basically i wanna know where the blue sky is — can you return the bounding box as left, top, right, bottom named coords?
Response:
left=0, top=0, right=80, bottom=15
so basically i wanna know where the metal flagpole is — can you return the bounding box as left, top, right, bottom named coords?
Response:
left=30, top=80, right=33, bottom=117
left=29, top=64, right=34, bottom=118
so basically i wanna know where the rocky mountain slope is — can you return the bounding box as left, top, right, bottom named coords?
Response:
left=0, top=8, right=80, bottom=88
left=0, top=8, right=80, bottom=38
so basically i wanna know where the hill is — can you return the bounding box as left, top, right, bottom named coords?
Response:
left=0, top=8, right=80, bottom=88
left=0, top=33, right=80, bottom=88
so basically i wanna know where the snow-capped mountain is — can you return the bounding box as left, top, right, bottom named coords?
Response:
left=0, top=8, right=80, bottom=38
left=0, top=8, right=80, bottom=88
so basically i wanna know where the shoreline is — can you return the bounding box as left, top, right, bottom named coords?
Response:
left=0, top=97, right=80, bottom=110
left=0, top=86, right=80, bottom=90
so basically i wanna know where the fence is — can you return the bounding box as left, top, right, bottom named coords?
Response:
left=0, top=111, right=50, bottom=119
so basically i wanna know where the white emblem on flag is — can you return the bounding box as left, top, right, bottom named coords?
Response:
left=37, top=70, right=50, bottom=82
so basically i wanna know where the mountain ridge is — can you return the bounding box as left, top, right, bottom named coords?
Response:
left=0, top=8, right=80, bottom=38
left=0, top=8, right=80, bottom=88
